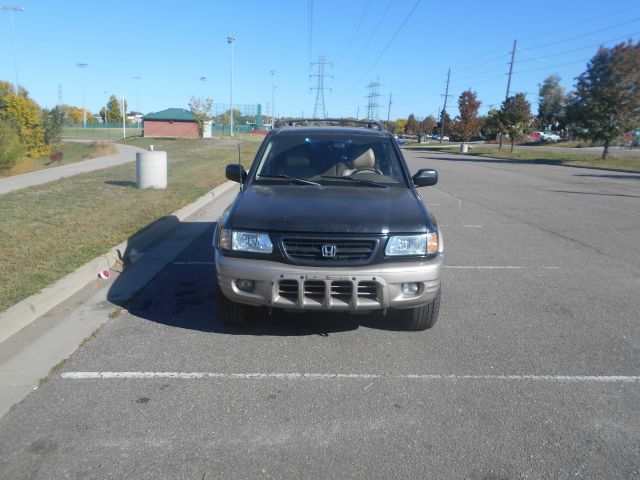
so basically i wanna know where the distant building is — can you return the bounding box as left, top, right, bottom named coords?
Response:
left=142, top=108, right=198, bottom=138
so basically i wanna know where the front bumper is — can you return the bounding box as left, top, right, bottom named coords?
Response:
left=215, top=251, right=442, bottom=311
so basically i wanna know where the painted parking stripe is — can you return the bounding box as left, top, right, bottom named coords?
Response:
left=61, top=372, right=640, bottom=383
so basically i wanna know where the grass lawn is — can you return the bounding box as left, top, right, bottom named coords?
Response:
left=0, top=136, right=262, bottom=313
left=62, top=126, right=143, bottom=139
left=404, top=144, right=640, bottom=171
left=0, top=141, right=118, bottom=177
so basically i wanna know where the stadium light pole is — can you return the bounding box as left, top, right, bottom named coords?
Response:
left=270, top=69, right=276, bottom=129
left=2, top=5, right=24, bottom=94
left=76, top=63, right=88, bottom=127
left=227, top=35, right=235, bottom=136
left=132, top=75, right=141, bottom=127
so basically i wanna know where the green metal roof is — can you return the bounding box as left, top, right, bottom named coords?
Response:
left=142, top=108, right=195, bottom=121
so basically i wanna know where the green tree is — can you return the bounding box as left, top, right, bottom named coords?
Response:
left=395, top=118, right=407, bottom=133
left=566, top=42, right=640, bottom=159
left=0, top=118, right=25, bottom=170
left=43, top=105, right=65, bottom=145
left=453, top=90, right=482, bottom=143
left=188, top=96, right=213, bottom=138
left=105, top=95, right=126, bottom=124
left=538, top=74, right=566, bottom=132
left=497, top=93, right=532, bottom=152
left=436, top=110, right=452, bottom=138
left=480, top=109, right=501, bottom=140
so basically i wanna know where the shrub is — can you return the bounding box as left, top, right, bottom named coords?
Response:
left=0, top=118, right=25, bottom=170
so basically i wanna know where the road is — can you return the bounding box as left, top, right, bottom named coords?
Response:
left=1, top=149, right=639, bottom=479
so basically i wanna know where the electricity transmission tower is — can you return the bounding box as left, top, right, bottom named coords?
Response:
left=365, top=78, right=382, bottom=120
left=310, top=55, right=332, bottom=118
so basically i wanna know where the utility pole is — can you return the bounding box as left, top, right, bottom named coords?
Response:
left=227, top=35, right=236, bottom=136
left=132, top=75, right=141, bottom=127
left=2, top=5, right=24, bottom=94
left=439, top=68, right=451, bottom=144
left=387, top=92, right=392, bottom=123
left=365, top=78, right=382, bottom=120
left=310, top=55, right=332, bottom=118
left=500, top=39, right=517, bottom=149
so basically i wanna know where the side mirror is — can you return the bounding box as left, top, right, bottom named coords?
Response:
left=226, top=164, right=247, bottom=183
left=412, top=169, right=438, bottom=187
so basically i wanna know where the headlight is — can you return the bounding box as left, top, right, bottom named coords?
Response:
left=385, top=233, right=439, bottom=256
left=220, top=229, right=273, bottom=253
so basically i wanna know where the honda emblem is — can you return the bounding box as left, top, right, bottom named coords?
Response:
left=322, top=244, right=337, bottom=257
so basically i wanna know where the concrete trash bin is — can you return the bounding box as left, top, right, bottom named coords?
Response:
left=136, top=151, right=167, bottom=189
left=460, top=143, right=469, bottom=153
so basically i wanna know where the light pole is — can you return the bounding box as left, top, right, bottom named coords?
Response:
left=227, top=35, right=235, bottom=136
left=270, top=69, right=276, bottom=129
left=200, top=76, right=206, bottom=98
left=132, top=76, right=141, bottom=127
left=2, top=5, right=24, bottom=94
left=76, top=63, right=88, bottom=127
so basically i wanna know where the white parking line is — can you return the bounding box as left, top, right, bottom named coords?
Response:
left=60, top=372, right=640, bottom=383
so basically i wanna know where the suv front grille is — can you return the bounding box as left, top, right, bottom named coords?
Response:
left=281, top=237, right=377, bottom=263
left=276, top=279, right=381, bottom=307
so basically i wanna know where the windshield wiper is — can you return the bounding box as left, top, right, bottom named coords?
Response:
left=321, top=175, right=388, bottom=188
left=257, top=174, right=322, bottom=187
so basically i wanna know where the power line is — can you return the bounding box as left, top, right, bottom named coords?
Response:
left=513, top=57, right=591, bottom=74
left=439, top=68, right=451, bottom=144
left=347, top=0, right=420, bottom=92
left=336, top=0, right=373, bottom=65
left=524, top=16, right=640, bottom=50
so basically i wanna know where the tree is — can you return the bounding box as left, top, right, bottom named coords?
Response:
left=436, top=111, right=452, bottom=137
left=42, top=106, right=65, bottom=145
left=188, top=96, right=213, bottom=138
left=497, top=93, right=532, bottom=152
left=538, top=74, right=566, bottom=132
left=382, top=120, right=397, bottom=133
left=105, top=95, right=126, bottom=124
left=565, top=41, right=640, bottom=159
left=453, top=90, right=482, bottom=143
left=421, top=116, right=437, bottom=136
left=0, top=118, right=25, bottom=170
left=405, top=114, right=419, bottom=135
left=395, top=118, right=407, bottom=133
left=0, top=88, right=48, bottom=157
left=480, top=109, right=501, bottom=140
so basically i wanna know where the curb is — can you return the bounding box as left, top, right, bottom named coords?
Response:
left=0, top=180, right=237, bottom=345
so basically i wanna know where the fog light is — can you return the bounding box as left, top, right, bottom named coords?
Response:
left=236, top=279, right=255, bottom=292
left=401, top=282, right=420, bottom=295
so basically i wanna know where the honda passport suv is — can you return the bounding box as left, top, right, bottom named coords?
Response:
left=213, top=119, right=443, bottom=330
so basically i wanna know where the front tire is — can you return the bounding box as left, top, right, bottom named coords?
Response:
left=216, top=291, right=251, bottom=326
left=395, top=289, right=441, bottom=331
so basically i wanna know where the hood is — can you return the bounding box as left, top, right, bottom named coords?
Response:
left=228, top=184, right=433, bottom=234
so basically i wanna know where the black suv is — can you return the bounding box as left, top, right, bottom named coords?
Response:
left=213, top=120, right=442, bottom=330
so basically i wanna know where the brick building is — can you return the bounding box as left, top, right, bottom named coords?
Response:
left=142, top=108, right=198, bottom=138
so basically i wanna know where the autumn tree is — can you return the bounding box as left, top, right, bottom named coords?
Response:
left=566, top=41, right=640, bottom=159
left=497, top=93, right=532, bottom=152
left=0, top=118, right=25, bottom=169
left=395, top=118, right=407, bottom=133
left=188, top=96, right=213, bottom=137
left=405, top=114, right=419, bottom=135
left=421, top=116, right=437, bottom=136
left=105, top=95, right=126, bottom=124
left=538, top=74, right=566, bottom=132
left=0, top=86, right=47, bottom=157
left=453, top=89, right=482, bottom=143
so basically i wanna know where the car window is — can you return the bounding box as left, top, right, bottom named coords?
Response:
left=254, top=133, right=407, bottom=186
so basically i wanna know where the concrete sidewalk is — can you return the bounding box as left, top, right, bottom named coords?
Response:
left=0, top=143, right=145, bottom=195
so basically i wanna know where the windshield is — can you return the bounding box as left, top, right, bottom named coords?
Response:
left=253, top=133, right=407, bottom=187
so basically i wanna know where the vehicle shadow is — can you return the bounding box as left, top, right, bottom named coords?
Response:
left=106, top=220, right=407, bottom=337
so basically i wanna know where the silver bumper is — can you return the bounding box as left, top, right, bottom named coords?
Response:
left=215, top=251, right=442, bottom=311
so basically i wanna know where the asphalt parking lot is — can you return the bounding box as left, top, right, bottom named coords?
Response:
left=1, top=149, right=639, bottom=479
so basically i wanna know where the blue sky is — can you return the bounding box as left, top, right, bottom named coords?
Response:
left=2, top=0, right=639, bottom=120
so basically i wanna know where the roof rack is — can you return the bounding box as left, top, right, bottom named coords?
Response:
left=276, top=118, right=384, bottom=131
